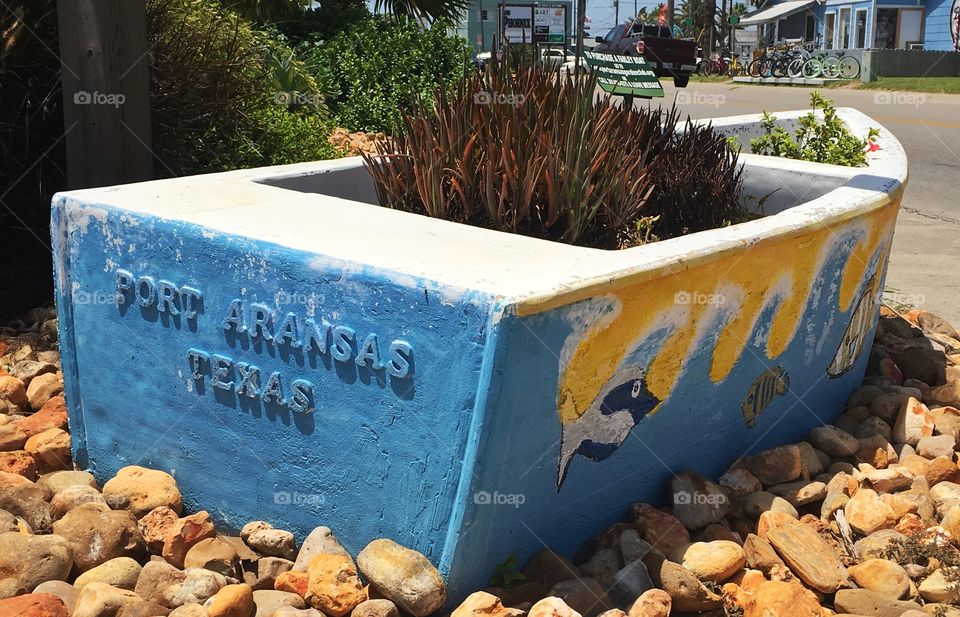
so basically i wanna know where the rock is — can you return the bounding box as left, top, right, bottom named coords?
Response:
left=218, top=535, right=260, bottom=562
left=134, top=560, right=186, bottom=606
left=548, top=578, right=609, bottom=617
left=702, top=524, right=740, bottom=544
left=33, top=581, right=79, bottom=615
left=52, top=504, right=146, bottom=572
left=739, top=580, right=822, bottom=617
left=162, top=511, right=217, bottom=568
left=0, top=593, right=68, bottom=617
left=204, top=583, right=254, bottom=617
left=743, top=445, right=802, bottom=487
left=719, top=468, right=762, bottom=495
left=184, top=537, right=239, bottom=577
left=0, top=472, right=51, bottom=531
left=72, top=582, right=165, bottom=617
left=24, top=428, right=70, bottom=474
left=654, top=561, right=721, bottom=612
left=524, top=550, right=581, bottom=591
left=253, top=556, right=293, bottom=591
left=74, top=556, right=143, bottom=590
left=895, top=397, right=936, bottom=446
left=670, top=541, right=745, bottom=582
left=833, top=589, right=922, bottom=617
left=808, top=426, right=859, bottom=457
left=628, top=504, right=689, bottom=556
left=246, top=529, right=296, bottom=560
left=860, top=465, right=914, bottom=493
left=0, top=532, right=72, bottom=598
left=528, top=597, right=582, bottom=617
left=857, top=433, right=897, bottom=468
left=845, top=488, right=896, bottom=535
left=626, top=588, right=670, bottom=617
left=352, top=599, right=400, bottom=617
left=138, top=506, right=180, bottom=554
left=291, top=526, right=350, bottom=572
left=271, top=608, right=327, bottom=617
left=274, top=571, right=308, bottom=597
left=858, top=416, right=894, bottom=442
left=597, top=611, right=626, bottom=617
left=855, top=529, right=910, bottom=559
left=930, top=381, right=960, bottom=407
left=20, top=396, right=68, bottom=437
left=253, top=589, right=305, bottom=617
left=917, top=434, right=956, bottom=459
left=618, top=530, right=660, bottom=567
left=0, top=423, right=28, bottom=452
left=760, top=512, right=847, bottom=593
left=872, top=392, right=909, bottom=422
left=0, top=450, right=37, bottom=479
left=742, top=534, right=784, bottom=574
left=821, top=492, right=849, bottom=520
left=742, top=492, right=798, bottom=519
left=451, top=591, right=524, bottom=617
left=50, top=484, right=108, bottom=521
left=605, top=560, right=654, bottom=609
left=25, top=373, right=63, bottom=411
left=358, top=539, right=446, bottom=617
left=580, top=549, right=621, bottom=589
left=847, top=558, right=910, bottom=600
left=918, top=568, right=956, bottom=603
left=161, top=568, right=227, bottom=608
left=168, top=606, right=209, bottom=617
left=767, top=481, right=826, bottom=507
left=0, top=375, right=28, bottom=413
left=933, top=406, right=960, bottom=438
left=240, top=521, right=272, bottom=542
left=304, top=553, right=366, bottom=617
left=102, top=466, right=183, bottom=517
left=38, top=470, right=97, bottom=496
left=11, top=360, right=57, bottom=388
left=669, top=471, right=730, bottom=530
left=927, top=456, right=960, bottom=485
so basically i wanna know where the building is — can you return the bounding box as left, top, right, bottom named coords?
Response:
left=451, top=0, right=575, bottom=53
left=739, top=0, right=959, bottom=51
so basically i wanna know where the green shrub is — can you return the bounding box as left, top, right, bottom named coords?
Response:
left=307, top=15, right=471, bottom=133
left=363, top=60, right=745, bottom=249
left=750, top=92, right=879, bottom=167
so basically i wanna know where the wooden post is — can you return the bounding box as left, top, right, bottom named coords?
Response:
left=57, top=0, right=152, bottom=189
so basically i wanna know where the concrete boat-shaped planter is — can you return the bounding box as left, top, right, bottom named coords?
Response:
left=52, top=108, right=906, bottom=602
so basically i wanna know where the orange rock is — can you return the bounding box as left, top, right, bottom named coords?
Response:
left=630, top=503, right=690, bottom=555
left=205, top=583, right=254, bottom=617
left=20, top=396, right=69, bottom=437
left=0, top=592, right=68, bottom=617
left=24, top=428, right=71, bottom=473
left=276, top=570, right=309, bottom=597
left=896, top=513, right=926, bottom=537
left=161, top=510, right=216, bottom=568
left=452, top=591, right=525, bottom=617
left=741, top=580, right=822, bottom=617
left=0, top=449, right=37, bottom=479
left=138, top=506, right=179, bottom=554
left=305, top=553, right=367, bottom=617
left=756, top=511, right=796, bottom=540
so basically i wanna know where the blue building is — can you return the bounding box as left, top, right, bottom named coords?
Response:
left=740, top=0, right=959, bottom=51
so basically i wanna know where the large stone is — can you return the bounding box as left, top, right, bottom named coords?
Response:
left=844, top=488, right=896, bottom=536
left=24, top=428, right=70, bottom=474
left=654, top=561, right=721, bottom=612
left=918, top=568, right=957, bottom=603
left=72, top=582, right=167, bottom=617
left=304, top=553, right=366, bottom=617
left=138, top=506, right=180, bottom=554
left=855, top=529, right=909, bottom=559
left=821, top=492, right=849, bottom=520
left=895, top=397, right=937, bottom=446
left=917, top=435, right=956, bottom=459
left=742, top=534, right=784, bottom=574
left=767, top=481, right=827, bottom=507
left=160, top=568, right=227, bottom=608
left=50, top=484, right=108, bottom=521
left=0, top=423, right=28, bottom=451
left=254, top=556, right=293, bottom=590
left=580, top=549, right=620, bottom=589
left=356, top=539, right=445, bottom=617
left=718, top=468, right=762, bottom=495
left=254, top=589, right=306, bottom=617
left=25, top=373, right=63, bottom=411
left=133, top=560, right=186, bottom=606
left=739, top=580, right=822, bottom=617
left=0, top=593, right=68, bottom=617
left=162, top=511, right=217, bottom=568
left=859, top=465, right=913, bottom=493
left=528, top=597, right=582, bottom=617
left=0, top=375, right=28, bottom=414
left=629, top=504, right=689, bottom=556
left=626, top=589, right=670, bottom=617
left=669, top=471, right=730, bottom=530
left=204, top=583, right=254, bottom=617
left=743, top=445, right=802, bottom=487
left=33, top=581, right=79, bottom=615
left=0, top=450, right=37, bottom=479
left=37, top=470, right=97, bottom=496
left=760, top=513, right=847, bottom=593
left=833, top=589, right=922, bottom=617
left=548, top=578, right=610, bottom=617
left=452, top=591, right=525, bottom=617
left=52, top=504, right=146, bottom=572
left=848, top=558, right=910, bottom=600
left=524, top=550, right=581, bottom=590
left=19, top=396, right=68, bottom=437
left=0, top=473, right=51, bottom=531
left=605, top=560, right=654, bottom=609
left=0, top=532, right=72, bottom=598
left=934, top=406, right=960, bottom=439
left=274, top=571, right=309, bottom=597
left=184, top=537, right=239, bottom=577
left=102, top=466, right=183, bottom=517
left=351, top=599, right=400, bottom=617
left=670, top=541, right=745, bottom=582
left=742, top=492, right=798, bottom=519
left=246, top=529, right=296, bottom=560
left=808, top=426, right=859, bottom=457
left=74, top=556, right=143, bottom=590
left=292, top=526, right=351, bottom=571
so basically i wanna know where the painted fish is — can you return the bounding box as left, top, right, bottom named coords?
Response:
left=828, top=272, right=880, bottom=378
left=741, top=366, right=789, bottom=428
left=557, top=364, right=661, bottom=488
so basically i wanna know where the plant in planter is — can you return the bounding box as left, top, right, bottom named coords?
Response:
left=750, top=92, right=880, bottom=167
left=361, top=60, right=746, bottom=249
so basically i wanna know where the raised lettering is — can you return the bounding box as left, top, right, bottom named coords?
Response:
left=331, top=326, right=355, bottom=362
left=180, top=286, right=203, bottom=319
left=211, top=354, right=234, bottom=390
left=356, top=333, right=383, bottom=369
left=261, top=371, right=285, bottom=405
left=276, top=312, right=301, bottom=348
left=249, top=303, right=274, bottom=342
left=157, top=280, right=180, bottom=315
left=303, top=318, right=330, bottom=354
left=136, top=276, right=156, bottom=307
left=387, top=340, right=413, bottom=378
left=187, top=348, right=209, bottom=380
left=221, top=299, right=247, bottom=333
left=235, top=362, right=261, bottom=398
left=289, top=379, right=314, bottom=414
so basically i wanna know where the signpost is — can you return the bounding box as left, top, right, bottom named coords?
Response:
left=583, top=51, right=665, bottom=106
left=502, top=5, right=534, bottom=43
left=534, top=5, right=567, bottom=43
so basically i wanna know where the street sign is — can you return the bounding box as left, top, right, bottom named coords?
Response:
left=502, top=5, right=534, bottom=43
left=583, top=52, right=665, bottom=98
left=534, top=5, right=567, bottom=43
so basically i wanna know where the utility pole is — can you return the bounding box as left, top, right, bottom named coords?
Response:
left=575, top=0, right=586, bottom=69
left=615, top=0, right=619, bottom=25
left=667, top=0, right=674, bottom=28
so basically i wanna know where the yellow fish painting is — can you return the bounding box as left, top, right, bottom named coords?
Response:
left=742, top=366, right=790, bottom=428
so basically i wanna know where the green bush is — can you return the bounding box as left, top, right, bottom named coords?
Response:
left=307, top=15, right=472, bottom=133
left=750, top=92, right=879, bottom=167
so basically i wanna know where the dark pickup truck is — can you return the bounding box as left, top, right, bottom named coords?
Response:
left=593, top=22, right=697, bottom=87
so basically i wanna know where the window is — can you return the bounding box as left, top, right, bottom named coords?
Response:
left=824, top=12, right=836, bottom=49
left=805, top=13, right=816, bottom=42
left=839, top=8, right=852, bottom=49
left=854, top=8, right=868, bottom=48
left=480, top=9, right=490, bottom=21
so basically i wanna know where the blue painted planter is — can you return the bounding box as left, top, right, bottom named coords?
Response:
left=52, top=108, right=906, bottom=603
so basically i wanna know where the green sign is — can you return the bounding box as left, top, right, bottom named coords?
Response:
left=583, top=52, right=665, bottom=98
left=728, top=15, right=740, bottom=25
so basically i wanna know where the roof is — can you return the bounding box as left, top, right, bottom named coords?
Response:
left=740, top=0, right=816, bottom=25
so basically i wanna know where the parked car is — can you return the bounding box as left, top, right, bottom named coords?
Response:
left=592, top=21, right=698, bottom=87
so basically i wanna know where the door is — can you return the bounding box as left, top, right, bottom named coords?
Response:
left=897, top=9, right=922, bottom=48
left=874, top=8, right=897, bottom=48
left=855, top=8, right=868, bottom=48
left=839, top=8, right=852, bottom=49
left=824, top=12, right=836, bottom=49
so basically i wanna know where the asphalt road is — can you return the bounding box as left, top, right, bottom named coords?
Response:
left=642, top=82, right=960, bottom=324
